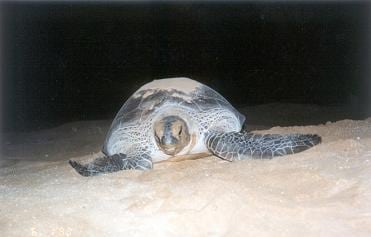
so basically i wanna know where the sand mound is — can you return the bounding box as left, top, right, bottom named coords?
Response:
left=1, top=114, right=370, bottom=236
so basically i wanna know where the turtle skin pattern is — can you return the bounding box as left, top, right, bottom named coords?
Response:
left=206, top=131, right=321, bottom=161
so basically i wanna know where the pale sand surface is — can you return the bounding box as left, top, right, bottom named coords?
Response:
left=1, top=103, right=370, bottom=237
left=138, top=77, right=200, bottom=95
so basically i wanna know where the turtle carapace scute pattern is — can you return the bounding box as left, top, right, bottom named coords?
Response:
left=69, top=77, right=321, bottom=176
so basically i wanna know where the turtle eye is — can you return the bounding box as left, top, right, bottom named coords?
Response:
left=154, top=133, right=160, bottom=143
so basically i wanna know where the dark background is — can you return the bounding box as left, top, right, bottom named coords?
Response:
left=1, top=1, right=370, bottom=132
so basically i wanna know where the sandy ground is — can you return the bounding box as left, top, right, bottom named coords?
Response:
left=1, top=103, right=371, bottom=237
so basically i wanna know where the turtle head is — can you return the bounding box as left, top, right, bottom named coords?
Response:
left=154, top=116, right=190, bottom=156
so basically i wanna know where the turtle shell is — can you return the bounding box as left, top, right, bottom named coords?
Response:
left=103, top=77, right=245, bottom=155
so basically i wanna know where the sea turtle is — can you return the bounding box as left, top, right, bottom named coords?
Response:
left=69, top=77, right=321, bottom=176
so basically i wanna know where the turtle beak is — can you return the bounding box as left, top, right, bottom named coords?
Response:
left=160, top=135, right=179, bottom=155
left=163, top=147, right=177, bottom=155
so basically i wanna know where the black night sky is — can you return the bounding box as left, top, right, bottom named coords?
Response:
left=1, top=1, right=370, bottom=132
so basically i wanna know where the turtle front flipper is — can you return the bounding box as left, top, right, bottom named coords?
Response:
left=206, top=131, right=321, bottom=161
left=69, top=153, right=152, bottom=177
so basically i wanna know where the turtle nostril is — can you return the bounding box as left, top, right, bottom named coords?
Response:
left=161, top=135, right=178, bottom=146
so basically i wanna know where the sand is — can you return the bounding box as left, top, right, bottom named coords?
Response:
left=1, top=103, right=371, bottom=237
left=138, top=77, right=200, bottom=94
